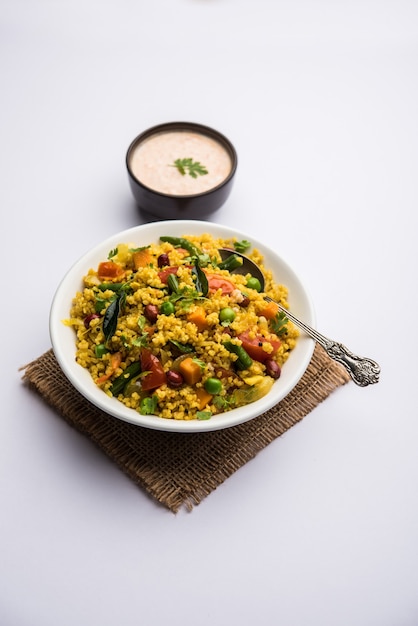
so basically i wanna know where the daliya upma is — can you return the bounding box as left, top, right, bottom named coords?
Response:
left=65, top=234, right=298, bottom=421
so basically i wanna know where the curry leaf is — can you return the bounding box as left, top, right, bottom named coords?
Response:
left=103, top=290, right=126, bottom=343
left=192, top=260, right=209, bottom=297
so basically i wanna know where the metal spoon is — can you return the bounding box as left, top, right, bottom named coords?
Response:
left=219, top=249, right=380, bottom=387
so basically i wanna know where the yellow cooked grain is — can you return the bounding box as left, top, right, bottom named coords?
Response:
left=66, top=234, right=299, bottom=421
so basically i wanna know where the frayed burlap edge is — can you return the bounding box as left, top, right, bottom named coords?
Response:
left=21, top=345, right=350, bottom=512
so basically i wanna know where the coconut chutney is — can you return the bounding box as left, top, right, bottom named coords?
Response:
left=129, top=130, right=233, bottom=196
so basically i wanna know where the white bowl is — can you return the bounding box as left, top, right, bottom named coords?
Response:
left=49, top=221, right=315, bottom=433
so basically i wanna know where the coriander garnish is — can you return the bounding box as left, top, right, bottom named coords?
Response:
left=170, top=158, right=208, bottom=178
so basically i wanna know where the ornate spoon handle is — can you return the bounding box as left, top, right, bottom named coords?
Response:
left=265, top=297, right=380, bottom=386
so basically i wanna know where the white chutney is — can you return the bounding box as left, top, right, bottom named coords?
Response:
left=129, top=130, right=233, bottom=196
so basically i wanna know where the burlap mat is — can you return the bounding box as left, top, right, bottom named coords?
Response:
left=21, top=345, right=350, bottom=512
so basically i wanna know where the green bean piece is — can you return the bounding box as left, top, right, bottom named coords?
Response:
left=160, top=236, right=202, bottom=258
left=223, top=341, right=253, bottom=370
left=109, top=362, right=142, bottom=396
left=167, top=273, right=179, bottom=294
left=168, top=340, right=194, bottom=355
left=218, top=254, right=244, bottom=272
left=98, top=282, right=124, bottom=292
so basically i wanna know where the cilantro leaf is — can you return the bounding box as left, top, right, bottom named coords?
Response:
left=234, top=240, right=251, bottom=254
left=170, top=158, right=208, bottom=178
left=271, top=311, right=289, bottom=336
left=196, top=411, right=212, bottom=420
left=139, top=395, right=158, bottom=415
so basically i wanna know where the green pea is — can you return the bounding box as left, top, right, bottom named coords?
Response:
left=160, top=301, right=175, bottom=316
left=204, top=377, right=223, bottom=395
left=219, top=307, right=236, bottom=324
left=94, top=343, right=109, bottom=358
left=246, top=276, right=262, bottom=292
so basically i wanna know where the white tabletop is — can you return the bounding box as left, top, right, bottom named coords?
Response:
left=2, top=1, right=417, bottom=624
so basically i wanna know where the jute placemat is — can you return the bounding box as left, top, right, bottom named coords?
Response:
left=21, top=345, right=350, bottom=512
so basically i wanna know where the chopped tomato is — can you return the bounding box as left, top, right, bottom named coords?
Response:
left=158, top=264, right=193, bottom=283
left=237, top=330, right=281, bottom=363
left=140, top=348, right=167, bottom=391
left=98, top=261, right=124, bottom=281
left=158, top=266, right=179, bottom=284
left=206, top=274, right=235, bottom=295
left=175, top=248, right=190, bottom=257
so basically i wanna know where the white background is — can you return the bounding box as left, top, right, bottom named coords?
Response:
left=1, top=1, right=417, bottom=625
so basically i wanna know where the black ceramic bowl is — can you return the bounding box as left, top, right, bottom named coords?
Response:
left=126, top=121, right=237, bottom=219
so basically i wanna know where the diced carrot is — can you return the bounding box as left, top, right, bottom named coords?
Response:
left=178, top=357, right=202, bottom=385
left=98, top=261, right=124, bottom=280
left=187, top=306, right=208, bottom=332
left=96, top=351, right=122, bottom=384
left=195, top=387, right=213, bottom=410
left=132, top=248, right=152, bottom=269
left=259, top=301, right=279, bottom=320
left=111, top=352, right=122, bottom=369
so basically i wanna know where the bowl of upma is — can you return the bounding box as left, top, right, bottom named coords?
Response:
left=49, top=221, right=315, bottom=432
